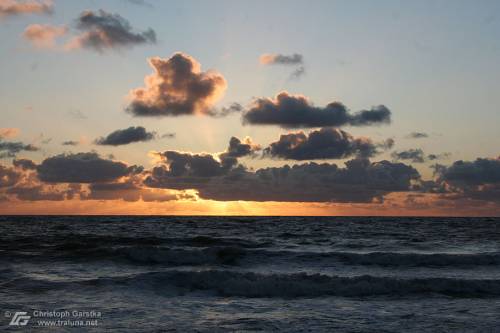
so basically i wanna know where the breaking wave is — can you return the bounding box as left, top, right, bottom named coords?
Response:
left=4, top=270, right=500, bottom=298
left=3, top=240, right=500, bottom=268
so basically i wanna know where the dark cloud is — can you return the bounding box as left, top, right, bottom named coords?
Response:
left=427, top=152, right=451, bottom=161
left=62, top=140, right=79, bottom=146
left=126, top=53, right=227, bottom=117
left=242, top=92, right=391, bottom=128
left=406, top=132, right=429, bottom=139
left=436, top=157, right=500, bottom=186
left=263, top=128, right=386, bottom=160
left=206, top=103, right=243, bottom=118
left=37, top=152, right=142, bottom=183
left=67, top=10, right=156, bottom=52
left=6, top=185, right=70, bottom=201
left=392, top=149, right=425, bottom=163
left=349, top=106, right=392, bottom=126
left=159, top=151, right=226, bottom=179
left=0, top=157, right=184, bottom=202
left=84, top=181, right=141, bottom=201
left=0, top=0, right=52, bottom=17
left=433, top=157, right=500, bottom=203
left=260, top=53, right=306, bottom=79
left=83, top=181, right=184, bottom=202
left=0, top=165, right=21, bottom=188
left=219, top=136, right=260, bottom=169
left=260, top=53, right=303, bottom=65
left=144, top=136, right=419, bottom=203
left=392, top=149, right=451, bottom=163
left=13, top=158, right=37, bottom=170
left=149, top=136, right=259, bottom=186
left=0, top=140, right=39, bottom=158
left=223, top=137, right=260, bottom=159
left=0, top=161, right=79, bottom=201
left=145, top=157, right=420, bottom=203
left=94, top=126, right=156, bottom=146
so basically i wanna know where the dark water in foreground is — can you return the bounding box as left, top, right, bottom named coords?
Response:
left=1, top=216, right=499, bottom=332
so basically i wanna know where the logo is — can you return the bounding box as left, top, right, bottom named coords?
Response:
left=8, top=312, right=31, bottom=326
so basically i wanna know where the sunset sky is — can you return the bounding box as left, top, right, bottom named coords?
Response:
left=0, top=0, right=499, bottom=215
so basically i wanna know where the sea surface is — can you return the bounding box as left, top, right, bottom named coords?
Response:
left=1, top=216, right=499, bottom=332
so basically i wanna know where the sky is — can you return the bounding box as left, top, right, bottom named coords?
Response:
left=0, top=0, right=499, bottom=215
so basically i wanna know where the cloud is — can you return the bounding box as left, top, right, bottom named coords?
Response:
left=37, top=152, right=142, bottom=183
left=427, top=152, right=451, bottom=161
left=289, top=66, right=305, bottom=79
left=158, top=151, right=227, bottom=179
left=219, top=136, right=260, bottom=169
left=126, top=53, right=228, bottom=117
left=0, top=160, right=78, bottom=201
left=433, top=157, right=500, bottom=203
left=0, top=158, right=186, bottom=203
left=0, top=0, right=52, bottom=17
left=13, top=158, right=37, bottom=170
left=392, top=149, right=425, bottom=163
left=143, top=136, right=418, bottom=203
left=94, top=126, right=156, bottom=146
left=62, top=140, right=79, bottom=146
left=260, top=53, right=305, bottom=79
left=206, top=102, right=243, bottom=118
left=436, top=157, right=500, bottom=186
left=392, top=149, right=451, bottom=163
left=260, top=53, right=303, bottom=65
left=6, top=185, right=71, bottom=201
left=149, top=136, right=259, bottom=182
left=145, top=157, right=420, bottom=203
left=0, top=128, right=20, bottom=139
left=82, top=180, right=186, bottom=202
left=23, top=24, right=67, bottom=48
left=263, top=128, right=388, bottom=160
left=242, top=92, right=391, bottom=128
left=65, top=10, right=156, bottom=52
left=406, top=132, right=429, bottom=139
left=0, top=164, right=21, bottom=187
left=121, top=0, right=153, bottom=8
left=0, top=140, right=39, bottom=158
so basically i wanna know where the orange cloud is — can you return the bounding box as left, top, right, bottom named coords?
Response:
left=23, top=24, right=67, bottom=48
left=0, top=127, right=20, bottom=139
left=0, top=0, right=52, bottom=17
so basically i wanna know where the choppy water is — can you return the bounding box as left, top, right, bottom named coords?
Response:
left=1, top=216, right=499, bottom=332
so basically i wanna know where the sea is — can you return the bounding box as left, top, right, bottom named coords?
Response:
left=1, top=216, right=499, bottom=332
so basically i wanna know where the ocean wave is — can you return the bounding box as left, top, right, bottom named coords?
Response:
left=5, top=271, right=500, bottom=298
left=116, top=246, right=245, bottom=265
left=117, top=248, right=500, bottom=268
left=1, top=234, right=267, bottom=251
left=295, top=251, right=500, bottom=267
left=3, top=241, right=500, bottom=268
